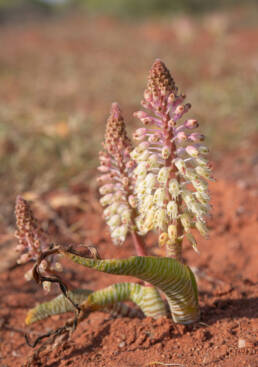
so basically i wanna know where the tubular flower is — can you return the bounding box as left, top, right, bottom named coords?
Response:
left=131, top=59, right=213, bottom=259
left=15, top=196, right=61, bottom=291
left=98, top=103, right=136, bottom=245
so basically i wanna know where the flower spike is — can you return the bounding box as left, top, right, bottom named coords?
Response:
left=98, top=104, right=149, bottom=256
left=131, top=59, right=212, bottom=260
left=15, top=196, right=61, bottom=291
left=98, top=103, right=136, bottom=246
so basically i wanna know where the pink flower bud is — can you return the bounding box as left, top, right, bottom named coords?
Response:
left=122, top=177, right=129, bottom=186
left=185, top=145, right=199, bottom=157
left=162, top=145, right=171, bottom=159
left=97, top=174, right=112, bottom=184
left=144, top=90, right=152, bottom=102
left=98, top=165, right=110, bottom=173
left=168, top=93, right=176, bottom=104
left=15, top=244, right=26, bottom=252
left=175, top=105, right=184, bottom=115
left=39, top=259, right=48, bottom=272
left=99, top=183, right=114, bottom=195
left=176, top=131, right=187, bottom=142
left=168, top=119, right=176, bottom=128
left=184, top=119, right=199, bottom=129
left=126, top=160, right=135, bottom=169
left=99, top=155, right=110, bottom=165
left=184, top=103, right=191, bottom=112
left=17, top=253, right=30, bottom=264
left=134, top=111, right=149, bottom=120
left=148, top=132, right=162, bottom=143
left=133, top=128, right=147, bottom=141
left=142, top=118, right=152, bottom=125
left=128, top=195, right=137, bottom=208
left=188, top=133, right=205, bottom=142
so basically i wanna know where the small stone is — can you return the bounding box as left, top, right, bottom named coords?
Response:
left=118, top=341, right=125, bottom=348
left=238, top=338, right=246, bottom=348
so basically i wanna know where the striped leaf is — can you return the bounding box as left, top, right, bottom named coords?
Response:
left=26, top=283, right=166, bottom=325
left=61, top=251, right=199, bottom=324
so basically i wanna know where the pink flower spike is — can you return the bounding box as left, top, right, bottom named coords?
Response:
left=15, top=196, right=61, bottom=289
left=131, top=59, right=212, bottom=260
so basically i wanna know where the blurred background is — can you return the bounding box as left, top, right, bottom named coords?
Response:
left=0, top=0, right=258, bottom=230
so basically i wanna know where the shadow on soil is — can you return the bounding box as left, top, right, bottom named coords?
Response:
left=201, top=297, right=258, bottom=324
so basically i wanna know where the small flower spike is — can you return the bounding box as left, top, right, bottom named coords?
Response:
left=15, top=196, right=61, bottom=290
left=98, top=103, right=136, bottom=246
left=131, top=59, right=213, bottom=260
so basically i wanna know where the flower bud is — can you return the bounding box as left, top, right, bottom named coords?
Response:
left=185, top=145, right=199, bottom=158
left=99, top=183, right=114, bottom=195
left=17, top=253, right=30, bottom=264
left=100, top=193, right=113, bottom=206
left=195, top=157, right=208, bottom=167
left=180, top=213, right=191, bottom=232
left=168, top=224, right=177, bottom=242
left=157, top=167, right=170, bottom=184
left=195, top=220, right=208, bottom=237
left=184, top=119, right=199, bottom=129
left=148, top=154, right=159, bottom=168
left=134, top=162, right=148, bottom=179
left=98, top=165, right=110, bottom=173
left=186, top=233, right=199, bottom=253
left=176, top=131, right=187, bottom=142
left=39, top=259, right=48, bottom=272
left=174, top=158, right=186, bottom=174
left=134, top=111, right=149, bottom=120
left=55, top=262, right=63, bottom=272
left=168, top=119, right=176, bottom=128
left=168, top=179, right=180, bottom=198
left=188, top=132, right=205, bottom=142
left=97, top=174, right=112, bottom=184
left=168, top=93, right=176, bottom=104
left=137, top=150, right=149, bottom=162
left=153, top=188, right=167, bottom=207
left=128, top=195, right=137, bottom=208
left=145, top=173, right=157, bottom=189
left=161, top=145, right=171, bottom=159
left=148, top=132, right=162, bottom=143
left=43, top=281, right=51, bottom=293
left=108, top=214, right=121, bottom=227
left=133, top=128, right=147, bottom=141
left=198, top=145, right=209, bottom=155
left=167, top=201, right=178, bottom=219
left=175, top=105, right=184, bottom=116
left=154, top=208, right=167, bottom=230
left=121, top=210, right=131, bottom=224
left=195, top=166, right=211, bottom=179
left=137, top=141, right=150, bottom=153
left=159, top=232, right=168, bottom=247
left=24, top=268, right=33, bottom=281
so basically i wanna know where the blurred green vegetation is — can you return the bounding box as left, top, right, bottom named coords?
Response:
left=0, top=0, right=257, bottom=17
left=72, top=0, right=257, bottom=16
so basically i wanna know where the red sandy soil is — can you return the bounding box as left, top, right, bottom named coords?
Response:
left=0, top=139, right=257, bottom=367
